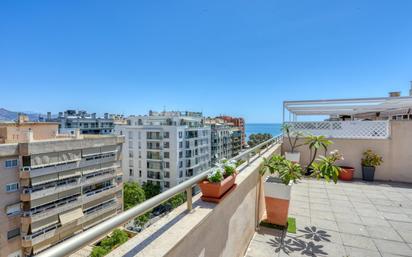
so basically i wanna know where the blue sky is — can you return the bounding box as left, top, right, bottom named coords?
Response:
left=1, top=1, right=412, bottom=123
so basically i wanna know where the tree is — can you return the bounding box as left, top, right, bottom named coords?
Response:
left=247, top=133, right=273, bottom=148
left=165, top=192, right=186, bottom=209
left=142, top=182, right=161, bottom=199
left=123, top=182, right=146, bottom=210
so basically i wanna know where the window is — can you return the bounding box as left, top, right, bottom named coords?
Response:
left=164, top=172, right=170, bottom=178
left=164, top=132, right=169, bottom=138
left=179, top=170, right=183, bottom=177
left=179, top=161, right=183, bottom=168
left=129, top=169, right=134, bottom=176
left=128, top=141, right=133, bottom=149
left=139, top=170, right=142, bottom=177
left=163, top=142, right=170, bottom=149
left=164, top=182, right=170, bottom=188
left=164, top=162, right=170, bottom=169
left=179, top=132, right=183, bottom=138
left=179, top=142, right=183, bottom=149
left=129, top=151, right=134, bottom=158
left=128, top=131, right=133, bottom=139
left=5, top=159, right=18, bottom=168
left=7, top=228, right=20, bottom=240
left=164, top=152, right=170, bottom=159
left=6, top=183, right=19, bottom=192
left=179, top=151, right=183, bottom=158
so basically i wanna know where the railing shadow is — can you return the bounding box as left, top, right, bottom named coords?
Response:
left=263, top=226, right=331, bottom=256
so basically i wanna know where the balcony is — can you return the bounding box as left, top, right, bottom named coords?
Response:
left=79, top=153, right=117, bottom=168
left=20, top=161, right=80, bottom=178
left=22, top=195, right=82, bottom=223
left=21, top=178, right=81, bottom=201
left=82, top=185, right=121, bottom=204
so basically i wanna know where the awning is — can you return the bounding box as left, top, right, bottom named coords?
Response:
left=31, top=173, right=59, bottom=186
left=59, top=208, right=84, bottom=225
left=284, top=96, right=412, bottom=117
left=59, top=169, right=81, bottom=179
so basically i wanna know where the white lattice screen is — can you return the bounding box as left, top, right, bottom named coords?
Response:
left=285, top=121, right=390, bottom=139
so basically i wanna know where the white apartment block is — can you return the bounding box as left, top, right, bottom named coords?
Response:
left=115, top=111, right=211, bottom=190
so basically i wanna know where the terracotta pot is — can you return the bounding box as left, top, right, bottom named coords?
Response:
left=198, top=173, right=237, bottom=199
left=264, top=176, right=292, bottom=226
left=338, top=166, right=355, bottom=181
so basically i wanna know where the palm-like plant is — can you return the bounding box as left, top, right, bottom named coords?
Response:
left=305, top=135, right=333, bottom=172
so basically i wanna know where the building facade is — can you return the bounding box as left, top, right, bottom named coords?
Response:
left=205, top=118, right=242, bottom=164
left=46, top=110, right=115, bottom=135
left=0, top=115, right=124, bottom=257
left=115, top=111, right=211, bottom=190
left=216, top=116, right=246, bottom=148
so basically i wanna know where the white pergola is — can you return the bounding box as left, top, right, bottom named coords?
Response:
left=283, top=96, right=412, bottom=122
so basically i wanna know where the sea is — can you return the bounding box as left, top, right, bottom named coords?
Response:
left=245, top=123, right=282, bottom=140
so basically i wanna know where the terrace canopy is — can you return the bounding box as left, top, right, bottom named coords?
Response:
left=283, top=96, right=412, bottom=122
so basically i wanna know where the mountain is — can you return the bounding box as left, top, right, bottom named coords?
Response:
left=0, top=108, right=43, bottom=121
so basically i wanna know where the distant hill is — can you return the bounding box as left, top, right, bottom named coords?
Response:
left=0, top=108, right=43, bottom=121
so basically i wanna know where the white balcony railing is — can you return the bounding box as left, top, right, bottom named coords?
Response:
left=285, top=120, right=390, bottom=139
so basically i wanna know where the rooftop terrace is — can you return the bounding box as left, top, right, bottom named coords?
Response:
left=246, top=179, right=412, bottom=257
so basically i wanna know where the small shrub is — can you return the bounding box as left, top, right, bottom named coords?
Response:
left=361, top=149, right=383, bottom=167
left=90, top=246, right=108, bottom=257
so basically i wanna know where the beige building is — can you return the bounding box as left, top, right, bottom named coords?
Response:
left=0, top=115, right=124, bottom=257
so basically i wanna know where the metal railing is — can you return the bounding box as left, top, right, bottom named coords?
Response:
left=36, top=134, right=283, bottom=257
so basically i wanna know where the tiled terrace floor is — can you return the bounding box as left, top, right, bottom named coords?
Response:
left=246, top=178, right=412, bottom=257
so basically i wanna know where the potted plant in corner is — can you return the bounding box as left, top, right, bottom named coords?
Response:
left=198, top=159, right=237, bottom=202
left=361, top=149, right=383, bottom=181
left=260, top=155, right=303, bottom=226
left=338, top=166, right=355, bottom=181
left=282, top=124, right=306, bottom=162
left=260, top=150, right=343, bottom=226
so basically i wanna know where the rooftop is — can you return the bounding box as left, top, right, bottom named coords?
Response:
left=246, top=178, right=412, bottom=257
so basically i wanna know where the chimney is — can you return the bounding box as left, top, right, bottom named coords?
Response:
left=64, top=111, right=68, bottom=118
left=91, top=113, right=96, bottom=119
left=26, top=128, right=34, bottom=142
left=104, top=113, right=109, bottom=119
left=389, top=91, right=401, bottom=97
left=47, top=112, right=51, bottom=120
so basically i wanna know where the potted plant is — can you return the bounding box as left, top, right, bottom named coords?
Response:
left=260, top=150, right=343, bottom=226
left=260, top=155, right=303, bottom=226
left=361, top=149, right=383, bottom=181
left=338, top=166, right=355, bottom=181
left=282, top=124, right=306, bottom=162
left=310, top=150, right=344, bottom=183
left=305, top=135, right=333, bottom=175
left=198, top=160, right=237, bottom=202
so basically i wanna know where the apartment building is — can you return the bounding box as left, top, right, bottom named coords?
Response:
left=216, top=116, right=246, bottom=148
left=0, top=115, right=124, bottom=257
left=205, top=118, right=242, bottom=164
left=46, top=110, right=115, bottom=135
left=115, top=111, right=211, bottom=190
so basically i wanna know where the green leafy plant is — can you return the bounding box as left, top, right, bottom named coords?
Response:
left=310, top=150, right=343, bottom=183
left=221, top=159, right=237, bottom=176
left=260, top=155, right=303, bottom=185
left=92, top=229, right=129, bottom=257
left=305, top=135, right=333, bottom=172
left=207, top=167, right=225, bottom=182
left=282, top=124, right=306, bottom=153
left=361, top=149, right=383, bottom=167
